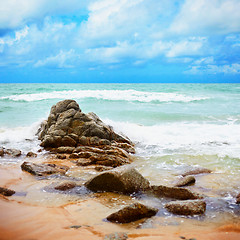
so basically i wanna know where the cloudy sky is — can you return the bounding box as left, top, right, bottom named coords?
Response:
left=0, top=0, right=240, bottom=82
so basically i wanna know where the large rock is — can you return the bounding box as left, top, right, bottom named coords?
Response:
left=150, top=185, right=202, bottom=200
left=21, top=162, right=69, bottom=176
left=165, top=200, right=206, bottom=215
left=106, top=203, right=158, bottom=223
left=0, top=187, right=15, bottom=196
left=85, top=167, right=150, bottom=194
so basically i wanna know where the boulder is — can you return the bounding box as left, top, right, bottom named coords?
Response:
left=182, top=167, right=212, bottom=177
left=0, top=187, right=15, bottom=196
left=165, top=200, right=206, bottom=215
left=106, top=203, right=158, bottom=223
left=26, top=152, right=37, bottom=158
left=104, top=232, right=128, bottom=240
left=174, top=176, right=196, bottom=187
left=5, top=148, right=21, bottom=157
left=21, top=162, right=69, bottom=176
left=54, top=182, right=77, bottom=191
left=85, top=167, right=150, bottom=194
left=150, top=185, right=202, bottom=200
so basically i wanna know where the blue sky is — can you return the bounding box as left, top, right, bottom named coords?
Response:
left=0, top=0, right=240, bottom=83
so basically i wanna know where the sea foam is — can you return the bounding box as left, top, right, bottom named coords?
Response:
left=0, top=89, right=209, bottom=103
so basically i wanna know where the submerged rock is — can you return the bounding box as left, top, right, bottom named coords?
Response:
left=106, top=203, right=158, bottom=223
left=85, top=167, right=150, bottom=194
left=150, top=185, right=202, bottom=200
left=182, top=167, right=212, bottom=177
left=54, top=182, right=77, bottom=191
left=174, top=176, right=196, bottom=187
left=21, top=161, right=69, bottom=176
left=104, top=232, right=128, bottom=240
left=0, top=187, right=15, bottom=196
left=165, top=200, right=206, bottom=215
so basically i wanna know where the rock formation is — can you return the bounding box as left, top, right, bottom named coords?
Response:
left=37, top=100, right=135, bottom=168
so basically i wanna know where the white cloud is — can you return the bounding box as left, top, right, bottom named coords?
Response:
left=170, top=0, right=240, bottom=35
left=34, top=49, right=76, bottom=68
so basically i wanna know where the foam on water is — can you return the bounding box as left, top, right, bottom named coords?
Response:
left=0, top=89, right=209, bottom=103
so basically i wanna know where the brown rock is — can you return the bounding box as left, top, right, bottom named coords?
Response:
left=56, top=154, right=67, bottom=159
left=26, top=152, right=37, bottom=158
left=85, top=167, right=150, bottom=194
left=62, top=136, right=76, bottom=147
left=165, top=200, right=206, bottom=215
left=54, top=182, right=77, bottom=191
left=21, top=162, right=69, bottom=176
left=106, top=203, right=158, bottom=223
left=174, top=176, right=196, bottom=187
left=56, top=146, right=75, bottom=154
left=0, top=187, right=15, bottom=196
left=95, top=166, right=113, bottom=172
left=182, top=167, right=212, bottom=176
left=236, top=193, right=240, bottom=204
left=150, top=185, right=202, bottom=200
left=0, top=147, right=4, bottom=157
left=5, top=148, right=21, bottom=157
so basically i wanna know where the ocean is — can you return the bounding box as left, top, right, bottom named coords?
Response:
left=0, top=83, right=240, bottom=218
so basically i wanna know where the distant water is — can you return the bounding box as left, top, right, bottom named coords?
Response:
left=0, top=83, right=240, bottom=202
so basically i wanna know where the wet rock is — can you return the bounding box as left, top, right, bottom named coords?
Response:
left=85, top=167, right=150, bottom=194
left=21, top=161, right=69, bottom=176
left=5, top=148, right=21, bottom=157
left=182, top=167, right=212, bottom=177
left=104, top=232, right=128, bottom=240
left=150, top=185, right=202, bottom=200
left=56, top=146, right=75, bottom=154
left=236, top=193, right=240, bottom=204
left=0, top=147, right=4, bottom=157
left=174, top=176, right=196, bottom=187
left=56, top=154, right=67, bottom=159
left=26, top=152, right=37, bottom=158
left=165, top=200, right=206, bottom=215
left=106, top=203, right=158, bottom=223
left=54, top=182, right=77, bottom=191
left=95, top=166, right=113, bottom=172
left=0, top=187, right=15, bottom=196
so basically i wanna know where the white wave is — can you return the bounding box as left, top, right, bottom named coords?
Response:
left=105, top=119, right=240, bottom=158
left=0, top=89, right=209, bottom=103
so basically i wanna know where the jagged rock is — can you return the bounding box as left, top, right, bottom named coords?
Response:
left=21, top=162, right=69, bottom=176
left=0, top=187, right=15, bottom=196
left=236, top=193, right=240, bottom=204
left=150, top=185, right=202, bottom=200
left=85, top=167, right=150, bottom=194
left=54, top=182, right=77, bottom=191
left=5, top=148, right=21, bottom=157
left=26, top=152, right=37, bottom=158
left=106, top=203, right=158, bottom=223
left=182, top=167, right=212, bottom=177
left=104, top=232, right=128, bottom=240
left=165, top=200, right=206, bottom=215
left=174, top=176, right=196, bottom=187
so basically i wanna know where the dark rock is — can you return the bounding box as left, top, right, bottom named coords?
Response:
left=62, top=136, right=76, bottom=147
left=54, top=182, right=77, bottom=191
left=0, top=187, right=15, bottom=196
left=104, top=232, right=128, bottom=240
left=85, top=167, right=150, bottom=194
left=21, top=161, right=69, bottom=176
left=174, top=176, right=196, bottom=187
left=182, top=167, right=212, bottom=177
left=5, top=148, right=21, bottom=157
left=57, top=146, right=75, bottom=154
left=165, top=200, right=206, bottom=215
left=236, top=193, right=240, bottom=204
left=56, top=154, right=67, bottom=159
left=150, top=185, right=202, bottom=200
left=26, top=152, right=37, bottom=158
left=106, top=203, right=158, bottom=223
left=0, top=147, right=4, bottom=157
left=69, top=225, right=82, bottom=229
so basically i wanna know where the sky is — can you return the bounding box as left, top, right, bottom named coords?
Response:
left=0, top=0, right=240, bottom=83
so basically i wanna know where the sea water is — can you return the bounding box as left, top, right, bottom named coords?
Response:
left=0, top=83, right=240, bottom=208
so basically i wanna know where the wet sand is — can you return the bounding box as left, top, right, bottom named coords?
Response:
left=0, top=160, right=240, bottom=240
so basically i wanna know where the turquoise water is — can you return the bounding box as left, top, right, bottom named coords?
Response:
left=0, top=83, right=240, bottom=202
